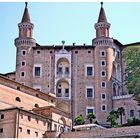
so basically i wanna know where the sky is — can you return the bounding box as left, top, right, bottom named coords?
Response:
left=1, top=2, right=140, bottom=73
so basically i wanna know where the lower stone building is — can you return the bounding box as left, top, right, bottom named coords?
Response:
left=0, top=75, right=72, bottom=138
left=60, top=125, right=140, bottom=138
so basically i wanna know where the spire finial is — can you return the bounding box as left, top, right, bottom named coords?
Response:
left=25, top=2, right=28, bottom=8
left=101, top=2, right=103, bottom=7
left=62, top=40, right=65, bottom=50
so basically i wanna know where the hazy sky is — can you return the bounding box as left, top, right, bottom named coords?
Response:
left=1, top=2, right=140, bottom=73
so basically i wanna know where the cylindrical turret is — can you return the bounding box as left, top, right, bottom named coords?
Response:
left=15, top=2, right=36, bottom=87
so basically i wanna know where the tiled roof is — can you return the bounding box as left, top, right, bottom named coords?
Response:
left=98, top=2, right=107, bottom=23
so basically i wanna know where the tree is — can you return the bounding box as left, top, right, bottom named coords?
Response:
left=117, top=107, right=125, bottom=125
left=87, top=112, right=96, bottom=124
left=107, top=110, right=118, bottom=127
left=74, top=114, right=85, bottom=125
left=123, top=46, right=140, bottom=103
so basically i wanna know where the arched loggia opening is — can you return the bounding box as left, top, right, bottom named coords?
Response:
left=57, top=58, right=70, bottom=76
left=56, top=80, right=69, bottom=98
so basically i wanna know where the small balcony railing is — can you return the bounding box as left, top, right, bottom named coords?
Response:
left=56, top=71, right=70, bottom=78
left=56, top=92, right=69, bottom=98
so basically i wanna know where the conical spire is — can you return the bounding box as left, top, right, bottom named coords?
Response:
left=98, top=2, right=107, bottom=22
left=21, top=2, right=31, bottom=23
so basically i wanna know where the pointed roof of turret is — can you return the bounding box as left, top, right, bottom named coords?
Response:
left=21, top=2, right=31, bottom=23
left=98, top=2, right=107, bottom=23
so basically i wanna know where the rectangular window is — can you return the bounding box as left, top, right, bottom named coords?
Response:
left=57, top=89, right=62, bottom=97
left=87, top=88, right=93, bottom=98
left=58, top=88, right=61, bottom=93
left=35, top=132, right=38, bottom=137
left=130, top=110, right=134, bottom=117
left=21, top=50, right=26, bottom=56
left=113, top=48, right=116, bottom=56
left=58, top=67, right=62, bottom=74
left=47, top=123, right=51, bottom=131
left=0, top=128, right=3, bottom=133
left=28, top=116, right=31, bottom=121
left=27, top=129, right=30, bottom=134
left=101, top=93, right=106, bottom=100
left=101, top=71, right=106, bottom=77
left=19, top=127, right=22, bottom=132
left=65, top=88, right=69, bottom=93
left=86, top=107, right=94, bottom=115
left=65, top=67, right=69, bottom=74
left=35, top=67, right=41, bottom=77
left=101, top=104, right=107, bottom=111
left=65, top=88, right=69, bottom=97
left=54, top=124, right=57, bottom=131
left=87, top=67, right=93, bottom=76
left=1, top=114, right=4, bottom=119
left=21, top=61, right=26, bottom=66
left=101, top=60, right=106, bottom=67
left=20, top=71, right=25, bottom=77
left=100, top=50, right=106, bottom=57
left=101, top=81, right=106, bottom=88
left=117, top=51, right=120, bottom=59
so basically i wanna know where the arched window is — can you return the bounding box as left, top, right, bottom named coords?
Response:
left=15, top=97, right=21, bottom=102
left=117, top=64, right=121, bottom=81
left=113, top=83, right=117, bottom=96
left=56, top=80, right=69, bottom=98
left=34, top=104, right=39, bottom=108
left=130, top=110, right=135, bottom=117
left=57, top=58, right=70, bottom=75
left=118, top=86, right=122, bottom=96
left=112, top=63, right=116, bottom=77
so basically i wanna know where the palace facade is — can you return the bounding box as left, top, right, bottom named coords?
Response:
left=1, top=2, right=139, bottom=127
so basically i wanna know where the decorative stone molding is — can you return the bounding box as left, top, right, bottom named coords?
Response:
left=93, top=37, right=113, bottom=47
left=15, top=38, right=36, bottom=47
left=112, top=94, right=133, bottom=100
left=18, top=22, right=34, bottom=29
left=95, top=22, right=110, bottom=30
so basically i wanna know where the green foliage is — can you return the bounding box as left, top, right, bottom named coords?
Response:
left=74, top=114, right=85, bottom=125
left=123, top=46, right=140, bottom=103
left=107, top=110, right=118, bottom=127
left=87, top=112, right=96, bottom=124
left=123, top=117, right=140, bottom=126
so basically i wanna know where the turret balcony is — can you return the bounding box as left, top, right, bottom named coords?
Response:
left=15, top=38, right=36, bottom=47
left=93, top=37, right=113, bottom=47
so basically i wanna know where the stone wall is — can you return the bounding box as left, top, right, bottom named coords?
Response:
left=61, top=125, right=140, bottom=138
